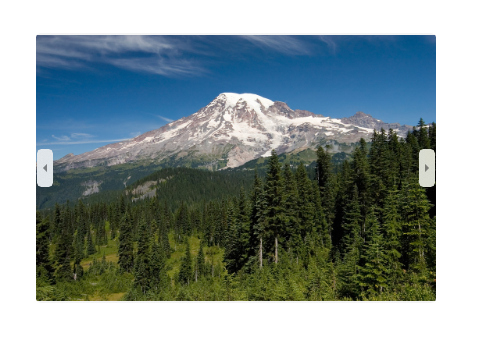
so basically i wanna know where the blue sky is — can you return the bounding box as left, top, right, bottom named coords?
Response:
left=36, top=35, right=436, bottom=160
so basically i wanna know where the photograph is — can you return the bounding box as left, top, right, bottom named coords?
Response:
left=36, top=35, right=436, bottom=301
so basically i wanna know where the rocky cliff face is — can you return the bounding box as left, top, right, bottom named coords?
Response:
left=55, top=93, right=412, bottom=172
left=341, top=111, right=412, bottom=132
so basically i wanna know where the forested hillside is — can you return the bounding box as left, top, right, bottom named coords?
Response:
left=36, top=120, right=436, bottom=301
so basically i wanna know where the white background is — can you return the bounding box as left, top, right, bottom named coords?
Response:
left=0, top=0, right=476, bottom=341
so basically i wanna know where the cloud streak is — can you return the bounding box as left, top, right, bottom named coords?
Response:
left=71, top=132, right=94, bottom=139
left=241, top=35, right=311, bottom=55
left=155, top=115, right=174, bottom=122
left=52, top=134, right=70, bottom=141
left=318, top=36, right=337, bottom=55
left=36, top=138, right=131, bottom=146
left=37, top=35, right=363, bottom=77
left=36, top=35, right=205, bottom=77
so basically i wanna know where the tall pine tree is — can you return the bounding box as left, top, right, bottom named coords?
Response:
left=263, top=150, right=285, bottom=264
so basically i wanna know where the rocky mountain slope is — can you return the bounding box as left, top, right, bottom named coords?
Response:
left=55, top=93, right=412, bottom=172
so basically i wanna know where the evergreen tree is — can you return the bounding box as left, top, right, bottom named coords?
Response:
left=406, top=131, right=420, bottom=173
left=333, top=159, right=353, bottom=246
left=429, top=122, right=436, bottom=151
left=176, top=201, right=191, bottom=236
left=369, top=129, right=389, bottom=212
left=357, top=209, right=388, bottom=295
left=96, top=222, right=104, bottom=246
left=119, top=194, right=126, bottom=216
left=382, top=187, right=403, bottom=289
left=73, top=230, right=84, bottom=274
left=36, top=212, right=53, bottom=277
left=316, top=146, right=336, bottom=232
left=282, top=163, right=300, bottom=254
left=236, top=187, right=251, bottom=270
left=401, top=178, right=432, bottom=276
left=351, top=138, right=371, bottom=237
left=386, top=128, right=401, bottom=187
left=150, top=219, right=158, bottom=240
left=311, top=182, right=331, bottom=249
left=178, top=241, right=193, bottom=285
left=197, top=240, right=206, bottom=278
left=76, top=199, right=87, bottom=242
left=224, top=202, right=240, bottom=272
left=249, top=169, right=265, bottom=268
left=150, top=242, right=164, bottom=290
left=426, top=216, right=436, bottom=281
left=134, top=213, right=152, bottom=293
left=316, top=146, right=332, bottom=189
left=338, top=185, right=362, bottom=298
left=338, top=244, right=360, bottom=299
left=86, top=226, right=96, bottom=256
left=296, top=162, right=315, bottom=242
left=399, top=139, right=414, bottom=185
left=161, top=228, right=171, bottom=259
left=110, top=205, right=117, bottom=241
left=341, top=185, right=362, bottom=251
left=53, top=212, right=73, bottom=281
left=118, top=212, right=134, bottom=273
left=417, top=118, right=431, bottom=150
left=263, top=150, right=285, bottom=264
left=52, top=203, right=61, bottom=240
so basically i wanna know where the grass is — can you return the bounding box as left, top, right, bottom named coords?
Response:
left=88, top=292, right=126, bottom=301
left=166, top=233, right=223, bottom=280
left=80, top=222, right=119, bottom=270
left=66, top=221, right=225, bottom=276
left=64, top=223, right=225, bottom=300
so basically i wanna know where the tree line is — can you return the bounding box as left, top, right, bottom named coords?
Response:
left=36, top=119, right=436, bottom=300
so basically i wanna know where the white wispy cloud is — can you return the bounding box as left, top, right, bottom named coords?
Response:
left=36, top=35, right=204, bottom=77
left=156, top=115, right=174, bottom=122
left=318, top=36, right=337, bottom=54
left=37, top=138, right=131, bottom=146
left=52, top=134, right=70, bottom=141
left=241, top=35, right=311, bottom=55
left=71, top=132, right=94, bottom=139
left=108, top=57, right=205, bottom=76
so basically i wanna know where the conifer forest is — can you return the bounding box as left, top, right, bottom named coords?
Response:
left=36, top=121, right=436, bottom=301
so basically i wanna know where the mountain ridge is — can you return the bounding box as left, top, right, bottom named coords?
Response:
left=54, top=93, right=413, bottom=172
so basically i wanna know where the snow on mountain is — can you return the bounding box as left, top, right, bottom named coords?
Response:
left=55, top=93, right=412, bottom=171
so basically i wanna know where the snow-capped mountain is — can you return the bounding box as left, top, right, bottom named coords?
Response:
left=55, top=93, right=412, bottom=171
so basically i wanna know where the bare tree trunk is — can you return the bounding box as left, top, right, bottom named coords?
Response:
left=275, top=236, right=278, bottom=264
left=259, top=237, right=263, bottom=269
left=195, top=266, right=197, bottom=282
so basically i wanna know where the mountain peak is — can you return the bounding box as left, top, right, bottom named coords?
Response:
left=56, top=153, right=75, bottom=163
left=218, top=93, right=275, bottom=110
left=55, top=93, right=410, bottom=172
left=353, top=111, right=372, bottom=118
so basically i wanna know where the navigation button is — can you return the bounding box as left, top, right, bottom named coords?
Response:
left=419, top=149, right=435, bottom=187
left=37, top=149, right=53, bottom=187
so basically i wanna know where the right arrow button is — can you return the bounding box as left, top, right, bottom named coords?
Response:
left=419, top=149, right=435, bottom=187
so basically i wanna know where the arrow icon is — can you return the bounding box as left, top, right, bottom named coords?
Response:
left=43, top=164, right=47, bottom=172
left=425, top=164, right=429, bottom=172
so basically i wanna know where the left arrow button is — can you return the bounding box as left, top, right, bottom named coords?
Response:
left=37, top=149, right=53, bottom=187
